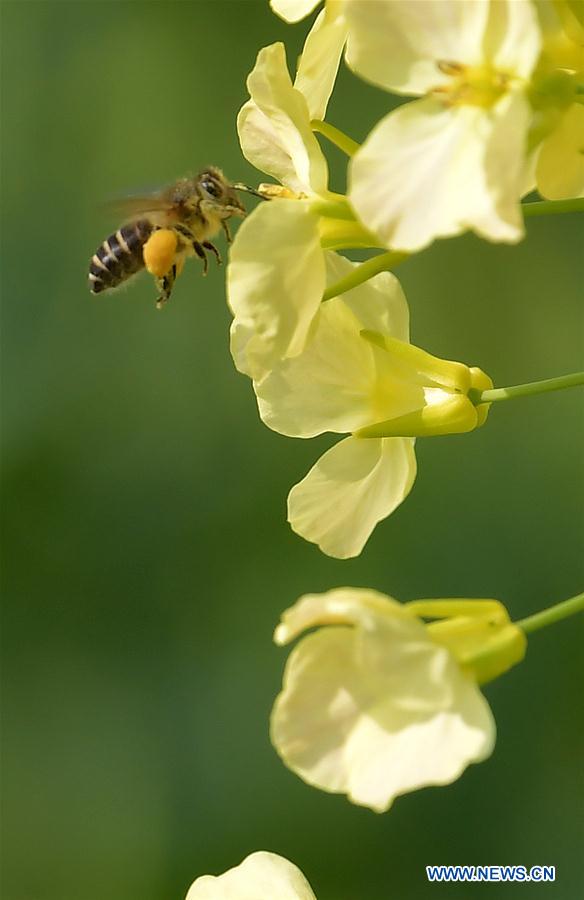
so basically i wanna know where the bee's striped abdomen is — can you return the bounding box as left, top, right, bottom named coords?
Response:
left=89, top=220, right=153, bottom=294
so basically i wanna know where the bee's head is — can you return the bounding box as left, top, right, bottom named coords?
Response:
left=197, top=167, right=246, bottom=219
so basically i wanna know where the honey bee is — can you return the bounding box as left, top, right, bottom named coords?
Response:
left=88, top=167, right=249, bottom=308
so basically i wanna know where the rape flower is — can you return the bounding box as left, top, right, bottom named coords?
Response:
left=270, top=1, right=348, bottom=120
left=237, top=41, right=330, bottom=199
left=229, top=40, right=373, bottom=381
left=185, top=851, right=316, bottom=899
left=254, top=252, right=492, bottom=559
left=344, top=0, right=583, bottom=251
left=229, top=41, right=329, bottom=380
left=271, top=588, right=526, bottom=813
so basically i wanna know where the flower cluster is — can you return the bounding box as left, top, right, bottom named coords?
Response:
left=179, top=2, right=583, bottom=894
left=256, top=252, right=492, bottom=558
left=273, top=0, right=584, bottom=249
left=221, top=0, right=583, bottom=805
left=226, top=1, right=582, bottom=558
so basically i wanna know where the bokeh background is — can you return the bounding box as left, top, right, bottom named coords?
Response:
left=2, top=2, right=583, bottom=898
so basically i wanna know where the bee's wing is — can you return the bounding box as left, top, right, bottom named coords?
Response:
left=101, top=188, right=177, bottom=224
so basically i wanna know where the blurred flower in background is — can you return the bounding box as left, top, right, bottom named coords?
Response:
left=185, top=851, right=317, bottom=899
left=271, top=588, right=526, bottom=812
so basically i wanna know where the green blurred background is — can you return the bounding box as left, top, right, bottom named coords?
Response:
left=2, top=2, right=583, bottom=898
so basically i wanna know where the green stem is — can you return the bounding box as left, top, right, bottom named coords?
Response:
left=311, top=196, right=356, bottom=221
left=516, top=593, right=584, bottom=635
left=470, top=371, right=584, bottom=405
left=322, top=251, right=409, bottom=301
left=522, top=197, right=584, bottom=217
left=311, top=119, right=360, bottom=157
left=319, top=218, right=381, bottom=250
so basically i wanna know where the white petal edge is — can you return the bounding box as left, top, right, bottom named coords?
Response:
left=271, top=620, right=495, bottom=812
left=255, top=294, right=380, bottom=438
left=241, top=42, right=328, bottom=196
left=270, top=0, right=320, bottom=24
left=238, top=100, right=309, bottom=196
left=186, top=850, right=317, bottom=900
left=535, top=0, right=584, bottom=70
left=295, top=7, right=348, bottom=121
left=483, top=0, right=541, bottom=78
left=287, top=435, right=417, bottom=558
left=324, top=251, right=410, bottom=342
left=343, top=667, right=495, bottom=811
left=275, top=587, right=414, bottom=644
left=227, top=199, right=325, bottom=381
left=343, top=0, right=489, bottom=95
left=274, top=587, right=457, bottom=713
left=349, top=94, right=529, bottom=252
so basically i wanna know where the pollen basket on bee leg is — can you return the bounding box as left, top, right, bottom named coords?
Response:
left=143, top=229, right=178, bottom=277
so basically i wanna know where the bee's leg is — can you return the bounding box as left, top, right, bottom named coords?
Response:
left=202, top=241, right=222, bottom=266
left=221, top=220, right=232, bottom=243
left=155, top=264, right=176, bottom=309
left=193, top=241, right=209, bottom=276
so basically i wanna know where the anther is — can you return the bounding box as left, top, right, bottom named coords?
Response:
left=437, top=60, right=466, bottom=76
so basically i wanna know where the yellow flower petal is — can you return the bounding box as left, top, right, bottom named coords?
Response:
left=270, top=0, right=320, bottom=24
left=536, top=103, right=584, bottom=199
left=271, top=588, right=495, bottom=812
left=360, top=332, right=471, bottom=393
left=349, top=93, right=530, bottom=251
left=356, top=393, right=479, bottom=439
left=239, top=42, right=328, bottom=196
left=483, top=0, right=541, bottom=77
left=536, top=0, right=584, bottom=71
left=325, top=250, right=410, bottom=343
left=275, top=586, right=414, bottom=644
left=256, top=298, right=380, bottom=437
left=256, top=255, right=415, bottom=437
left=295, top=7, right=348, bottom=120
left=186, top=850, right=317, bottom=900
left=344, top=0, right=539, bottom=95
left=287, top=436, right=416, bottom=559
left=238, top=101, right=309, bottom=197
left=227, top=199, right=325, bottom=380
left=343, top=0, right=489, bottom=95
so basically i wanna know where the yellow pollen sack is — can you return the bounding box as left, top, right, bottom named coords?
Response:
left=143, top=229, right=178, bottom=278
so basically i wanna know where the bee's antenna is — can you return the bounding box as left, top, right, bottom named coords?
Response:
left=232, top=183, right=268, bottom=200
